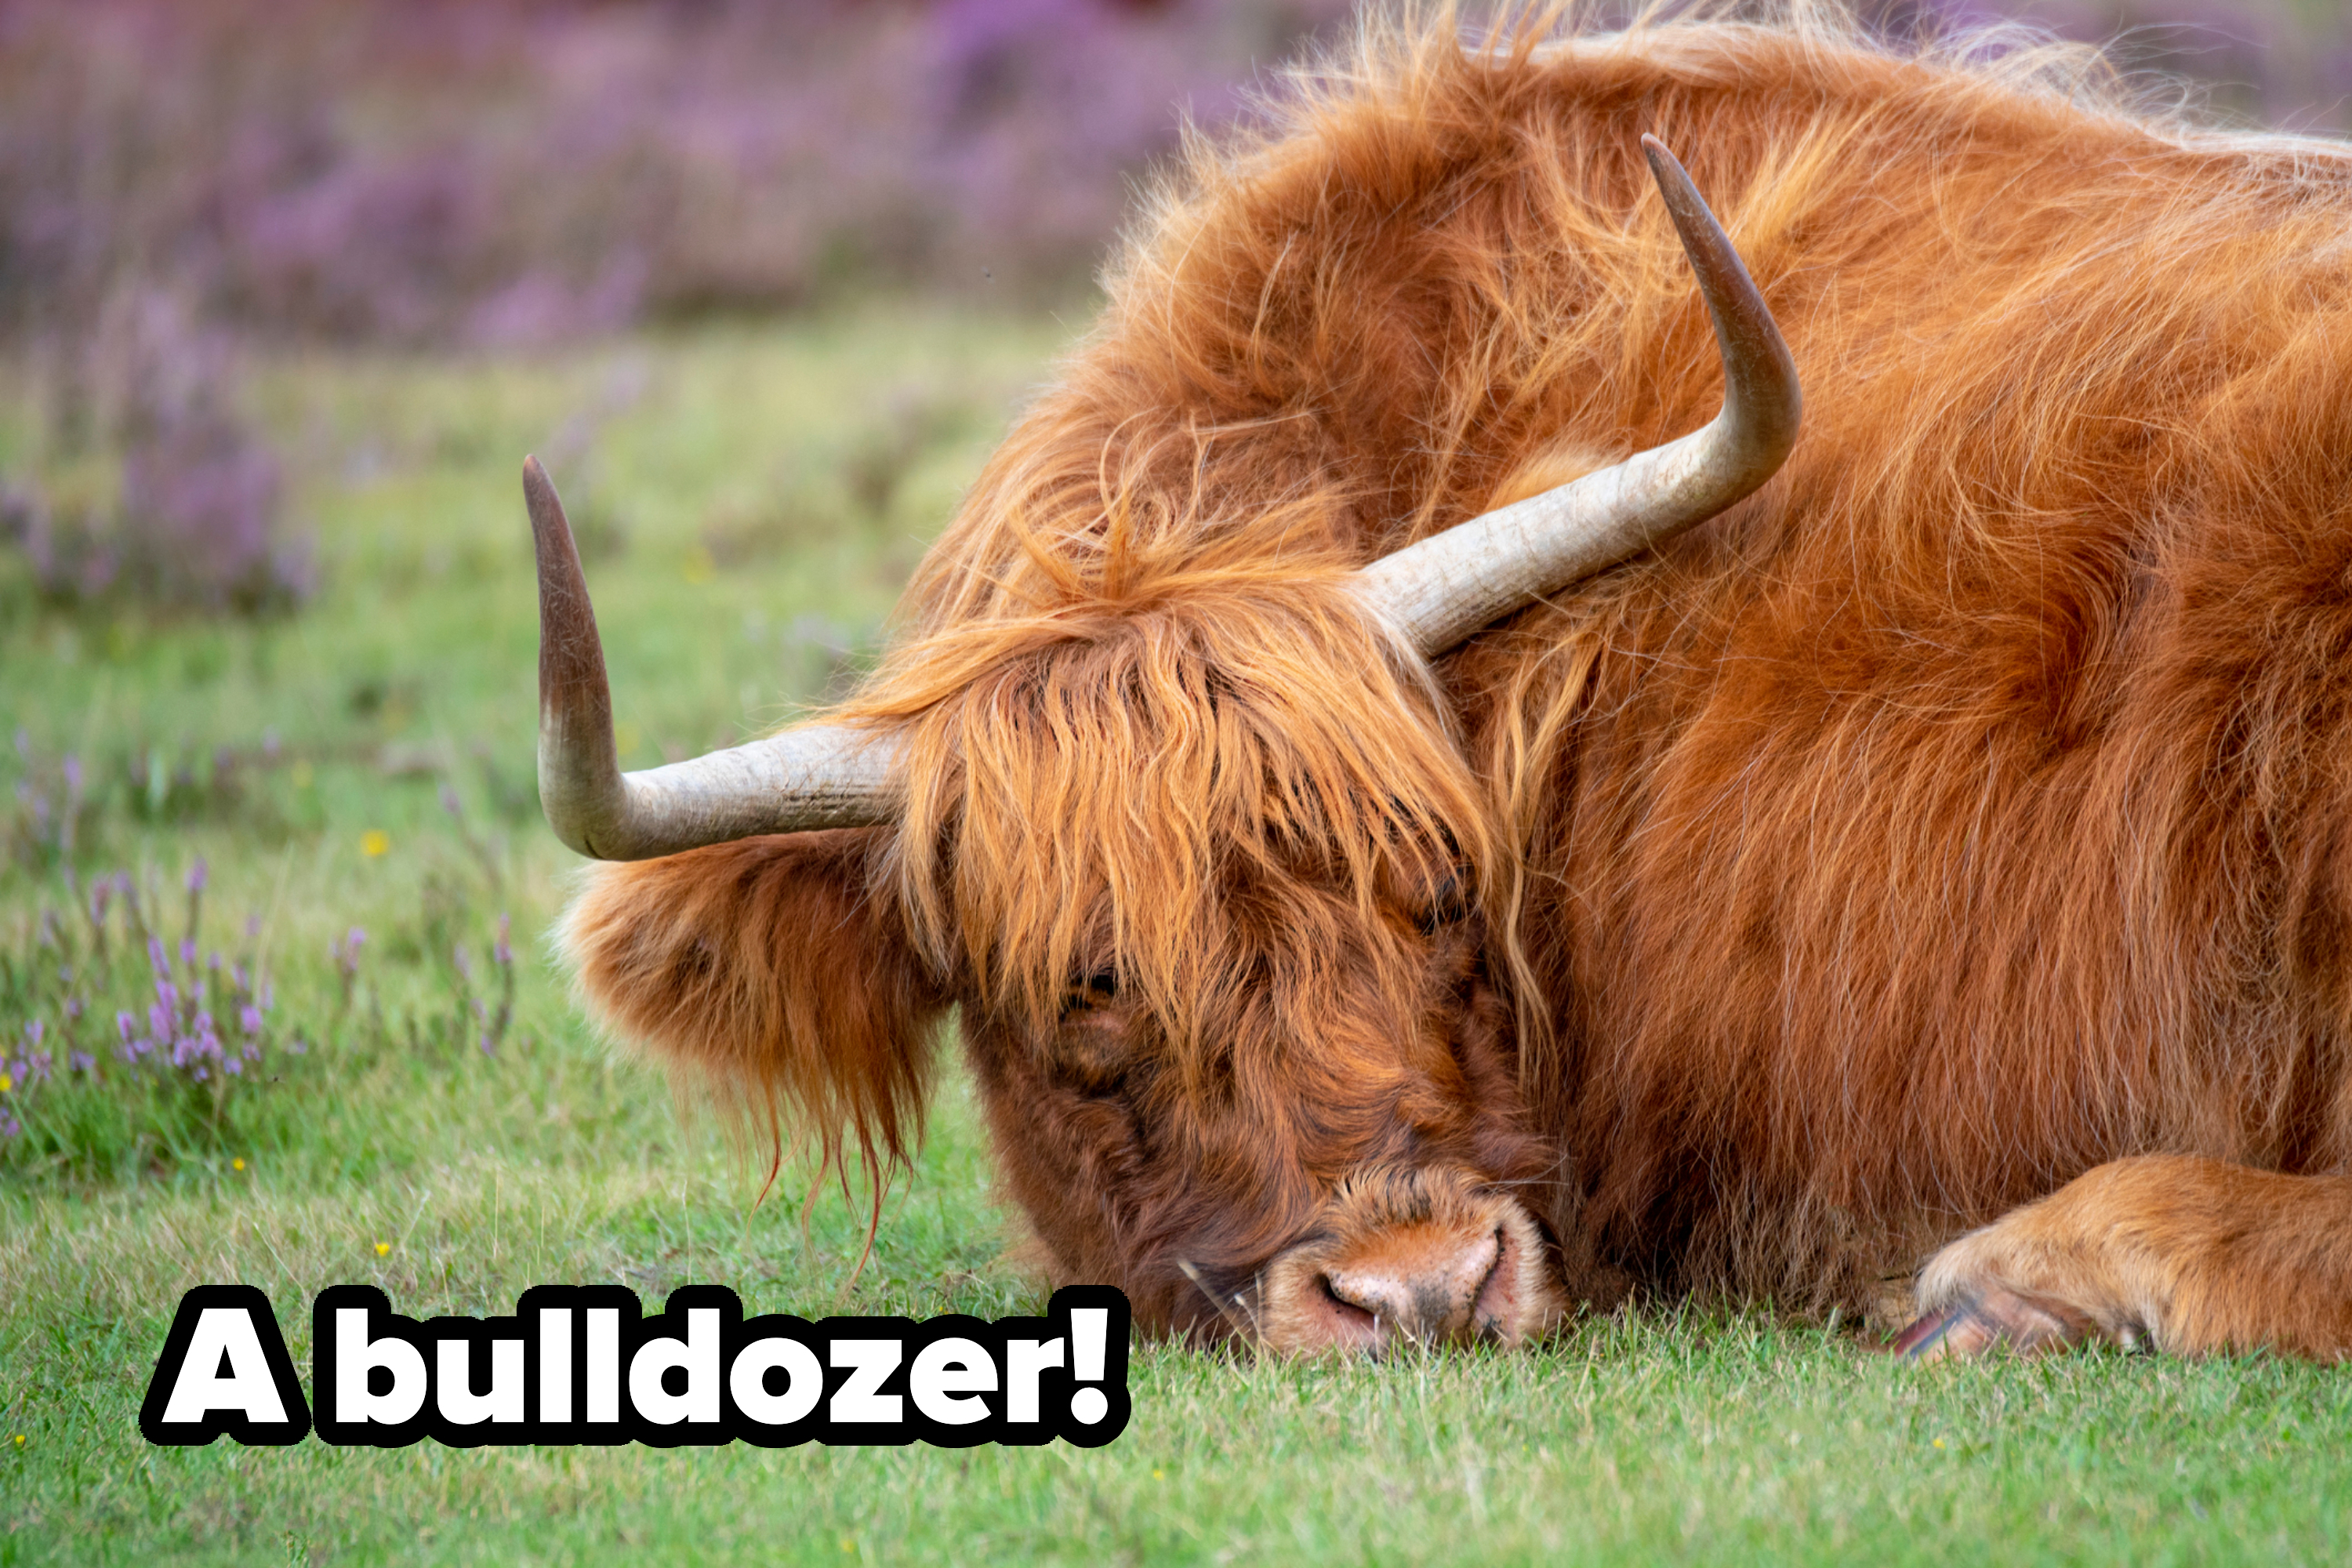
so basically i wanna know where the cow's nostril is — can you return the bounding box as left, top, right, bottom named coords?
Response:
left=1469, top=1227, right=1513, bottom=1335
left=1321, top=1271, right=1393, bottom=1327
left=1319, top=1275, right=1379, bottom=1329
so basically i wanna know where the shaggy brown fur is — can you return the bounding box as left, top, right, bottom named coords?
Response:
left=564, top=3, right=2352, bottom=1354
left=563, top=829, right=944, bottom=1213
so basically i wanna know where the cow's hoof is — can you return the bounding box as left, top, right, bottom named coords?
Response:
left=1892, top=1286, right=2096, bottom=1362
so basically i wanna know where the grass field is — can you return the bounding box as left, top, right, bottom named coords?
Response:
left=4, top=305, right=2351, bottom=1566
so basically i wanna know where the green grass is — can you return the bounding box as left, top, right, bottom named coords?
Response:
left=3, top=304, right=2351, bottom=1566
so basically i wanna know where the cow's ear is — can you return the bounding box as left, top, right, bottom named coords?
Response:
left=558, top=826, right=946, bottom=1186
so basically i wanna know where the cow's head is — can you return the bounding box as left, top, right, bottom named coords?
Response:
left=546, top=141, right=1798, bottom=1352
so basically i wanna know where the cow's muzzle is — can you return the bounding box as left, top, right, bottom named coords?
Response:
left=1256, top=1165, right=1566, bottom=1354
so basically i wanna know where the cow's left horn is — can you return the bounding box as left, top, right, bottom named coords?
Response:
left=1355, top=135, right=1802, bottom=655
left=527, top=456, right=901, bottom=859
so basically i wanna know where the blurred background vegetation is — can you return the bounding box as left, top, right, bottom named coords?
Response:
left=2, top=0, right=2344, bottom=621
left=5, top=1, right=2343, bottom=350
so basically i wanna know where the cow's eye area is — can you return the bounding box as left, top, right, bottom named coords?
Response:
left=1061, top=966, right=1120, bottom=1014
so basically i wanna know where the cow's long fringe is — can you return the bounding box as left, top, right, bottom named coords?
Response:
left=581, top=1, right=2352, bottom=1310
left=847, top=521, right=1496, bottom=1069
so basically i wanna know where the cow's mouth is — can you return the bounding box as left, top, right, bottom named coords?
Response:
left=1253, top=1166, right=1567, bottom=1354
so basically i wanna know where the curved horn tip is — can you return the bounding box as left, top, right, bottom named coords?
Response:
left=523, top=447, right=625, bottom=858
left=1639, top=133, right=1706, bottom=190
left=1638, top=133, right=1680, bottom=189
left=524, top=455, right=592, bottom=595
left=1345, top=129, right=1801, bottom=656
left=1635, top=134, right=1713, bottom=234
left=522, top=454, right=563, bottom=529
left=1635, top=131, right=1802, bottom=459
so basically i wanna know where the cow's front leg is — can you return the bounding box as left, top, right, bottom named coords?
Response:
left=1893, top=1155, right=2352, bottom=1362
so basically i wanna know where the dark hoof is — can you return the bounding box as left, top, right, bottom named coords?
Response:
left=1892, top=1287, right=2094, bottom=1363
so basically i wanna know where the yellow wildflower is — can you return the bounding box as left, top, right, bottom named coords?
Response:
left=361, top=829, right=390, bottom=857
left=375, top=1241, right=391, bottom=1257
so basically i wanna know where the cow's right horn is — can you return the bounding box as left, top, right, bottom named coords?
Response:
left=527, top=456, right=901, bottom=860
left=1354, top=135, right=1802, bottom=655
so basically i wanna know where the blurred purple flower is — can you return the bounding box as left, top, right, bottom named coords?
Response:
left=0, top=0, right=1367, bottom=354
left=9, top=289, right=310, bottom=615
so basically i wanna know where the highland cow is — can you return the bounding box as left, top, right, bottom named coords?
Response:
left=539, top=9, right=2352, bottom=1359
